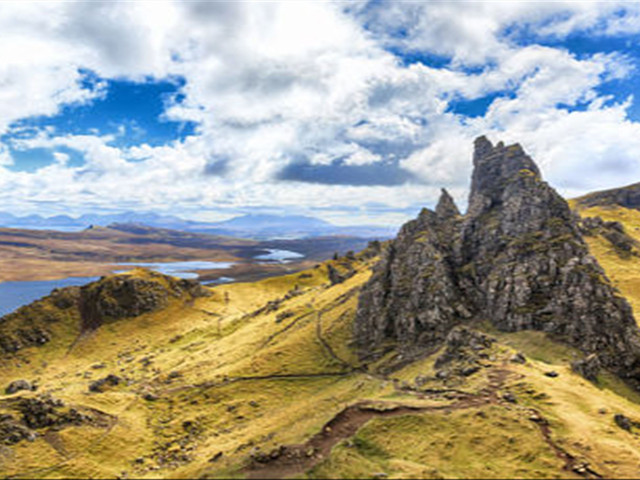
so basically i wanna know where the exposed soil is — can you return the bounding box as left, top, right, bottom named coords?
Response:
left=243, top=366, right=601, bottom=480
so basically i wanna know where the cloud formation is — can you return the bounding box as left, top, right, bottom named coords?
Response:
left=1, top=1, right=640, bottom=225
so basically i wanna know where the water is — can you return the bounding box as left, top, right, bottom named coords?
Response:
left=254, top=249, right=304, bottom=263
left=201, top=276, right=235, bottom=285
left=0, top=276, right=99, bottom=317
left=0, top=252, right=304, bottom=316
left=0, top=260, right=234, bottom=317
left=114, top=260, right=235, bottom=279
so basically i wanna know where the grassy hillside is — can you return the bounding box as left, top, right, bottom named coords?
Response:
left=571, top=202, right=640, bottom=320
left=3, top=224, right=640, bottom=479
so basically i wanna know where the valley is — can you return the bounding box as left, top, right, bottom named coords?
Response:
left=0, top=224, right=375, bottom=316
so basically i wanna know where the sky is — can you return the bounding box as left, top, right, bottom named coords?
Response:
left=2, top=1, right=640, bottom=226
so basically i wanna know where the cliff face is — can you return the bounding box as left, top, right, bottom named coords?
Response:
left=355, top=137, right=640, bottom=385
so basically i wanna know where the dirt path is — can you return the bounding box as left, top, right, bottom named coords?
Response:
left=243, top=369, right=509, bottom=480
left=243, top=366, right=601, bottom=480
left=243, top=395, right=495, bottom=479
left=526, top=407, right=601, bottom=479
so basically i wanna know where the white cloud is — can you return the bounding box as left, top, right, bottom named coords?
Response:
left=1, top=1, right=640, bottom=225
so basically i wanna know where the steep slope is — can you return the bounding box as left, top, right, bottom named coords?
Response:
left=356, top=137, right=640, bottom=388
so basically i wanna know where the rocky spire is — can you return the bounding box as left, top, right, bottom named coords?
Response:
left=355, top=136, right=640, bottom=388
left=435, top=188, right=460, bottom=219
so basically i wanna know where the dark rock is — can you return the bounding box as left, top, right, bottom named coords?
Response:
left=502, top=392, right=517, bottom=403
left=250, top=447, right=270, bottom=463
left=142, top=392, right=158, bottom=401
left=327, top=263, right=354, bottom=286
left=544, top=371, right=559, bottom=378
left=614, top=413, right=632, bottom=431
left=579, top=216, right=637, bottom=255
left=510, top=353, right=526, bottom=364
left=79, top=271, right=209, bottom=330
left=5, top=379, right=33, bottom=395
left=434, top=327, right=494, bottom=377
left=572, top=354, right=601, bottom=382
left=360, top=240, right=383, bottom=261
left=528, top=412, right=547, bottom=425
left=209, top=451, right=223, bottom=462
left=435, top=188, right=460, bottom=219
left=51, top=287, right=80, bottom=309
left=89, top=374, right=122, bottom=393
left=354, top=136, right=640, bottom=390
left=574, top=181, right=640, bottom=211
left=275, top=311, right=294, bottom=323
left=17, top=395, right=88, bottom=429
left=0, top=414, right=36, bottom=445
left=269, top=445, right=286, bottom=459
left=461, top=366, right=481, bottom=377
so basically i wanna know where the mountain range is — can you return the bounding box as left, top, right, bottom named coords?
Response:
left=0, top=211, right=396, bottom=240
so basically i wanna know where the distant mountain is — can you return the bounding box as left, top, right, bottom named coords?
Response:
left=215, top=214, right=331, bottom=230
left=0, top=211, right=396, bottom=240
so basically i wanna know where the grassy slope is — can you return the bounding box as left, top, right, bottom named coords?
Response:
left=570, top=202, right=640, bottom=319
left=3, top=214, right=640, bottom=478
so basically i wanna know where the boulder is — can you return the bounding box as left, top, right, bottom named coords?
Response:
left=5, top=379, right=33, bottom=395
left=89, top=374, right=122, bottom=393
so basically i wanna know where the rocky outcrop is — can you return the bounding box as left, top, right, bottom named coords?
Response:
left=433, top=327, right=494, bottom=379
left=89, top=374, right=123, bottom=393
left=355, top=137, right=640, bottom=388
left=579, top=215, right=637, bottom=256
left=0, top=414, right=36, bottom=445
left=574, top=181, right=640, bottom=210
left=80, top=271, right=208, bottom=330
left=0, top=270, right=210, bottom=354
left=0, top=394, right=97, bottom=445
left=354, top=199, right=469, bottom=359
left=435, top=188, right=460, bottom=219
left=5, top=379, right=35, bottom=395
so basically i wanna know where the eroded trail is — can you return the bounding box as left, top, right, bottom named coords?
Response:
left=244, top=399, right=488, bottom=479
left=244, top=371, right=506, bottom=480
left=528, top=407, right=602, bottom=479
left=243, top=367, right=601, bottom=480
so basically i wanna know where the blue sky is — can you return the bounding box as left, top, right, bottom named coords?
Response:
left=2, top=2, right=640, bottom=225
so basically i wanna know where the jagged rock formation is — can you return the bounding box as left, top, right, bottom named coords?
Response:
left=435, top=188, right=460, bottom=219
left=355, top=136, right=640, bottom=387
